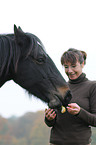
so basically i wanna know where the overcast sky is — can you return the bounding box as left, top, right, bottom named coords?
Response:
left=0, top=0, right=96, bottom=118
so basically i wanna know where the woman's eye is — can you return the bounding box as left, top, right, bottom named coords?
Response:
left=72, top=65, right=76, bottom=68
left=64, top=66, right=68, bottom=68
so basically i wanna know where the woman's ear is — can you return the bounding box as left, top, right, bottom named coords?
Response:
left=81, top=61, right=84, bottom=68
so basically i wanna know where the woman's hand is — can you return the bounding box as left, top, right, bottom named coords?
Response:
left=45, top=108, right=56, bottom=121
left=67, top=103, right=80, bottom=115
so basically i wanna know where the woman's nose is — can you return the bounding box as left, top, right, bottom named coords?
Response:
left=68, top=67, right=73, bottom=73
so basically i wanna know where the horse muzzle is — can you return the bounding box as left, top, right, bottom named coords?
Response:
left=48, top=90, right=72, bottom=109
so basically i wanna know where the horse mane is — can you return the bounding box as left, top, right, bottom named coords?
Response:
left=0, top=35, right=14, bottom=76
left=0, top=33, right=46, bottom=77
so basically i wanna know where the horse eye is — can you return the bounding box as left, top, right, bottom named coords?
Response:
left=37, top=58, right=44, bottom=63
left=38, top=58, right=44, bottom=62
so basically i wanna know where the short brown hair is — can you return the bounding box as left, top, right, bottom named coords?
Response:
left=61, top=48, right=87, bottom=65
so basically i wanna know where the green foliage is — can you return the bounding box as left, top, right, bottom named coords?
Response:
left=0, top=112, right=96, bottom=145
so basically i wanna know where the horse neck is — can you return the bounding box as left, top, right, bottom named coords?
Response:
left=0, top=35, right=15, bottom=86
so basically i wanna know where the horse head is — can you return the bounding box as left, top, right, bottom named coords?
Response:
left=0, top=25, right=72, bottom=109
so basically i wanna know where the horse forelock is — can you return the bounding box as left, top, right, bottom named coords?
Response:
left=26, top=33, right=47, bottom=59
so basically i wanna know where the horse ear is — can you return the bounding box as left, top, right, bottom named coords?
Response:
left=18, top=26, right=23, bottom=31
left=14, top=24, right=30, bottom=47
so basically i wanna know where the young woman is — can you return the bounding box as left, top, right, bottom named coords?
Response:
left=45, top=48, right=96, bottom=145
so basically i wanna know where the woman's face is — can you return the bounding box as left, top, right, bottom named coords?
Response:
left=64, top=61, right=84, bottom=80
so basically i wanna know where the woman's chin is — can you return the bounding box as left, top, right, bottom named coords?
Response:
left=69, top=75, right=77, bottom=80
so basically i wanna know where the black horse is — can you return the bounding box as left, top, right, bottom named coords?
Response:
left=0, top=25, right=71, bottom=109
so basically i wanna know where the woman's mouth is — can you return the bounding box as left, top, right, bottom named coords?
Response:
left=68, top=73, right=76, bottom=79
